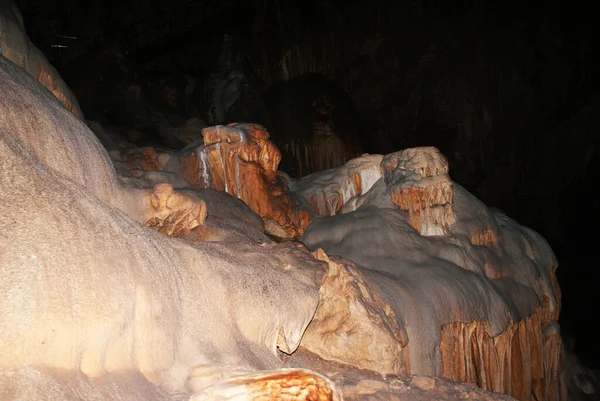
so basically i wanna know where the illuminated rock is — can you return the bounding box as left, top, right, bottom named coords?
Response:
left=0, top=20, right=570, bottom=400
left=301, top=148, right=565, bottom=401
left=177, top=123, right=312, bottom=238
left=291, top=154, right=383, bottom=216
left=301, top=250, right=407, bottom=375
left=0, top=1, right=83, bottom=118
left=189, top=368, right=342, bottom=401
left=384, top=147, right=456, bottom=236
left=0, top=51, right=325, bottom=399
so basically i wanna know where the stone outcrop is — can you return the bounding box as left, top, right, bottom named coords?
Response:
left=300, top=148, right=565, bottom=401
left=0, top=0, right=83, bottom=118
left=283, top=348, right=517, bottom=401
left=291, top=154, right=383, bottom=216
left=0, top=51, right=329, bottom=399
left=301, top=250, right=407, bottom=376
left=440, top=314, right=565, bottom=401
left=384, top=147, right=456, bottom=236
left=177, top=123, right=312, bottom=238
left=0, top=10, right=578, bottom=400
left=111, top=122, right=312, bottom=238
left=189, top=368, right=342, bottom=401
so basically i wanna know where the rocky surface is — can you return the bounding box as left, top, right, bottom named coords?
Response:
left=299, top=147, right=565, bottom=401
left=3, top=4, right=600, bottom=401
left=0, top=52, right=325, bottom=399
left=109, top=122, right=313, bottom=238
left=0, top=49, right=528, bottom=401
left=0, top=0, right=82, bottom=118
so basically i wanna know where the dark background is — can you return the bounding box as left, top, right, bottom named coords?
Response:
left=15, top=0, right=600, bottom=368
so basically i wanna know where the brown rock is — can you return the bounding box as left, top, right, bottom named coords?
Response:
left=411, top=376, right=436, bottom=391
left=145, top=183, right=207, bottom=237
left=384, top=147, right=456, bottom=236
left=284, top=348, right=518, bottom=401
left=190, top=369, right=343, bottom=401
left=440, top=311, right=566, bottom=401
left=178, top=123, right=312, bottom=238
left=302, top=249, right=407, bottom=375
left=0, top=1, right=83, bottom=118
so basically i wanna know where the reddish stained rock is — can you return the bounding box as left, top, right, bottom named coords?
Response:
left=189, top=368, right=343, bottom=401
left=179, top=150, right=202, bottom=186
left=470, top=228, right=499, bottom=246
left=384, top=147, right=456, bottom=236
left=179, top=123, right=312, bottom=238
left=120, top=147, right=161, bottom=171
left=440, top=310, right=566, bottom=401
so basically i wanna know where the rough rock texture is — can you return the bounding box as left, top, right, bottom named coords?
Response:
left=110, top=122, right=312, bottom=239
left=440, top=315, right=563, bottom=401
left=300, top=148, right=565, bottom=401
left=383, top=147, right=456, bottom=236
left=283, top=348, right=517, bottom=401
left=0, top=0, right=83, bottom=118
left=291, top=154, right=383, bottom=216
left=301, top=250, right=407, bottom=376
left=189, top=368, right=343, bottom=401
left=0, top=52, right=328, bottom=398
left=186, top=123, right=312, bottom=238
left=1, top=48, right=533, bottom=401
left=145, top=183, right=208, bottom=237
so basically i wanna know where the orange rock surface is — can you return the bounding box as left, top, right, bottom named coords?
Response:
left=178, top=123, right=312, bottom=238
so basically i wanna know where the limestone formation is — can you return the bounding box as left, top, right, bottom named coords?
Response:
left=0, top=52, right=326, bottom=399
left=291, top=154, right=383, bottom=216
left=0, top=0, right=83, bottom=118
left=301, top=250, right=407, bottom=375
left=189, top=368, right=343, bottom=401
left=110, top=122, right=313, bottom=238
left=145, top=183, right=207, bottom=237
left=383, top=147, right=456, bottom=236
left=0, top=7, right=581, bottom=400
left=301, top=149, right=565, bottom=401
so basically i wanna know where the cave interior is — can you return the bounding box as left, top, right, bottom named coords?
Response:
left=13, top=0, right=600, bottom=369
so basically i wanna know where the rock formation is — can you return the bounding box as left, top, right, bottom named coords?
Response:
left=0, top=0, right=83, bottom=118
left=384, top=147, right=456, bottom=236
left=3, top=5, right=595, bottom=400
left=0, top=51, right=326, bottom=399
left=291, top=153, right=383, bottom=216
left=90, top=103, right=570, bottom=401
left=0, top=50, right=525, bottom=400
left=300, top=148, right=565, bottom=401
left=110, top=122, right=312, bottom=239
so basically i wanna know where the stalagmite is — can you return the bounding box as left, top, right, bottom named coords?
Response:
left=177, top=123, right=312, bottom=238
left=383, top=147, right=456, bottom=236
left=301, top=146, right=565, bottom=401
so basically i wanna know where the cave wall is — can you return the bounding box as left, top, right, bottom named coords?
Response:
left=17, top=0, right=600, bottom=367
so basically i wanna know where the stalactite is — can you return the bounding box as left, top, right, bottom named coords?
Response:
left=440, top=309, right=565, bottom=401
